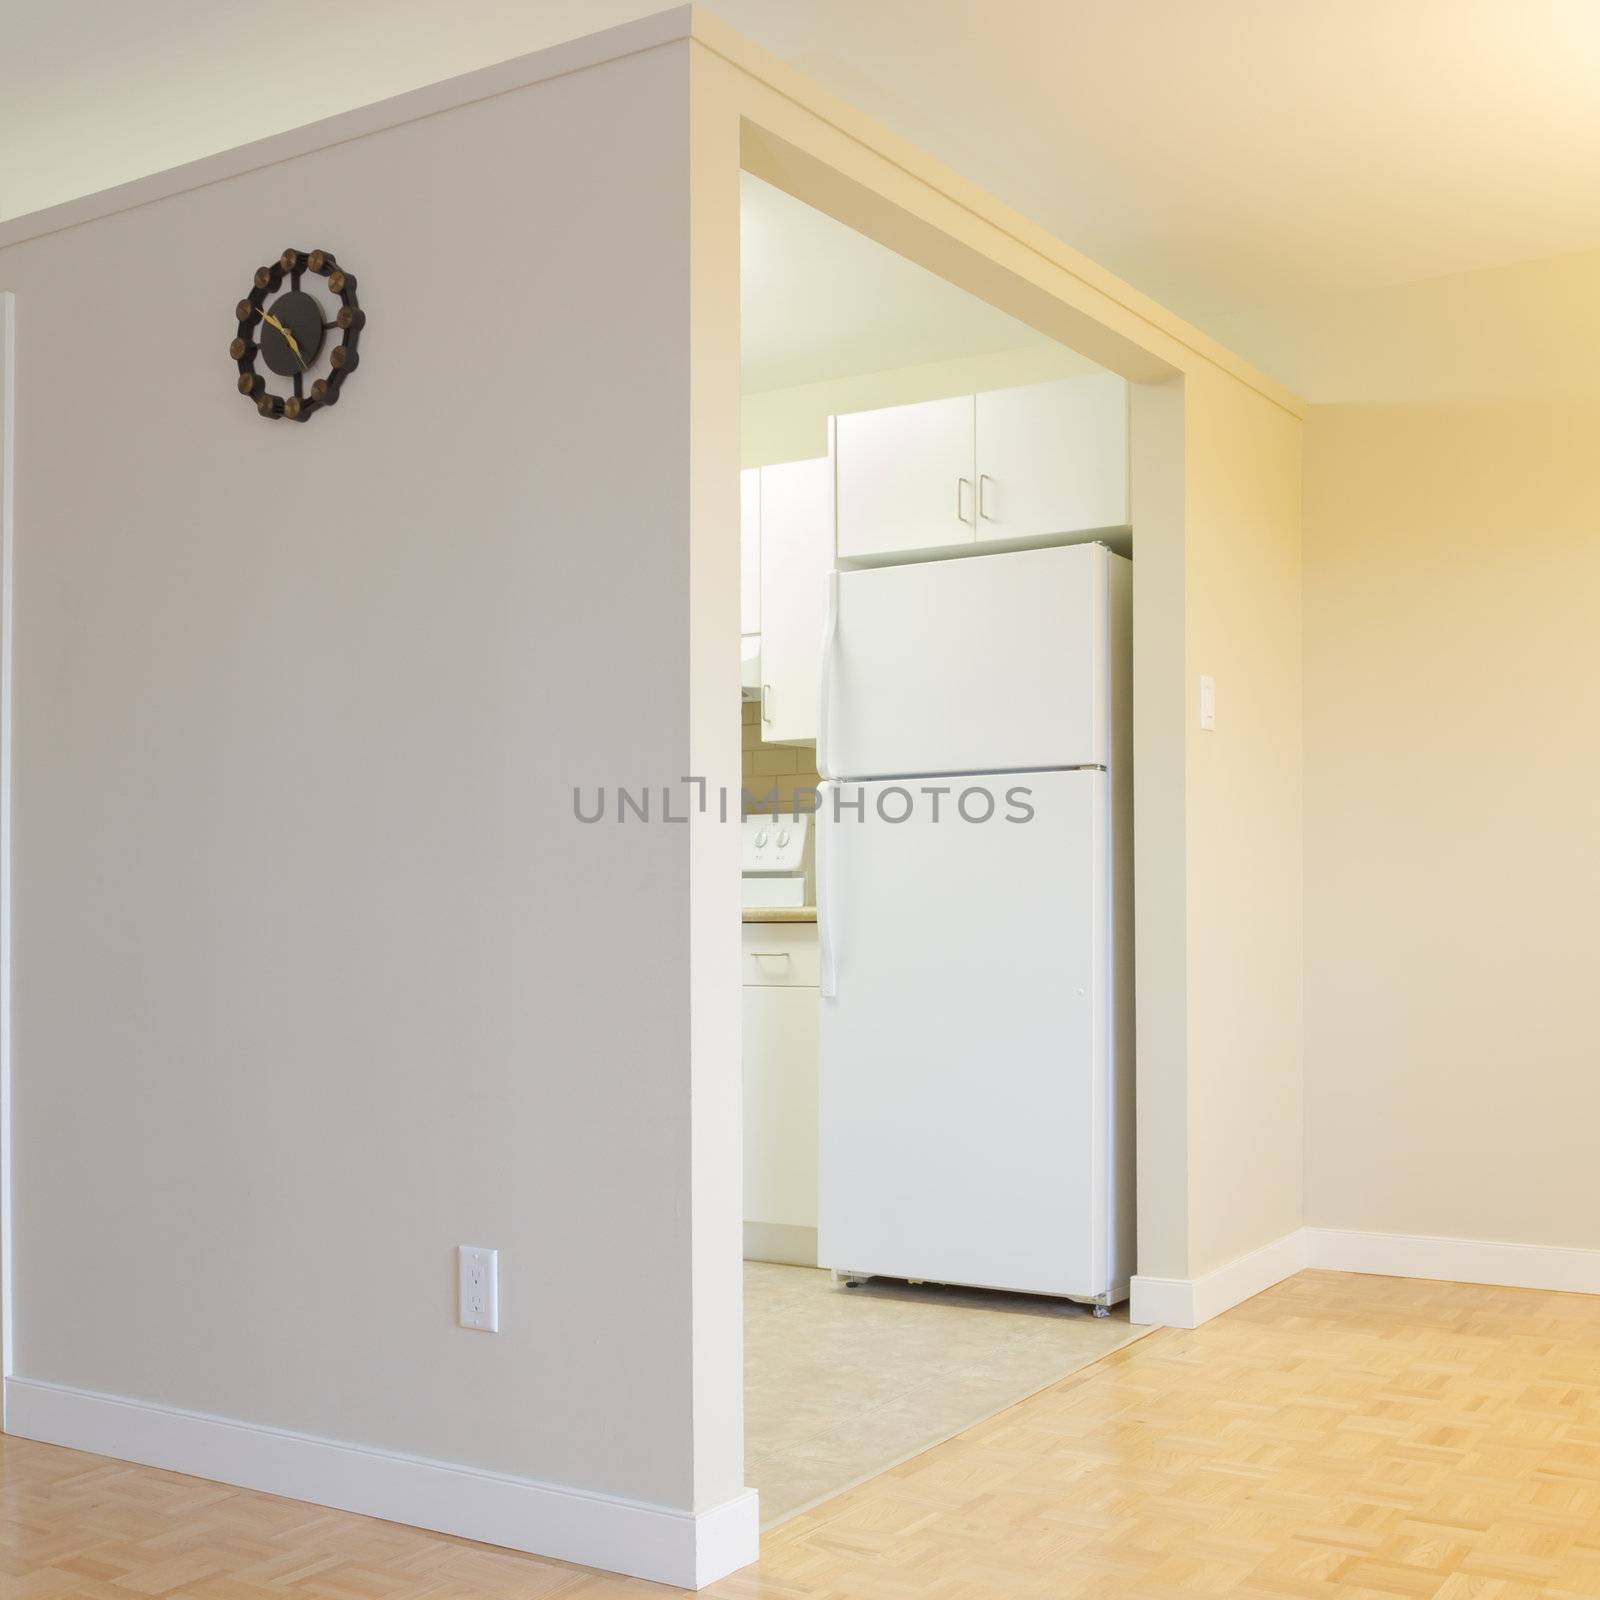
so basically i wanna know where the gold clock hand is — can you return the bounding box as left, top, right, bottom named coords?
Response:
left=256, top=306, right=308, bottom=370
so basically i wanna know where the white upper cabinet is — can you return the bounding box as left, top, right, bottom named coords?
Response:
left=974, top=374, right=1129, bottom=543
left=758, top=456, right=832, bottom=743
left=834, top=394, right=976, bottom=560
left=833, top=375, right=1131, bottom=564
left=740, top=466, right=761, bottom=636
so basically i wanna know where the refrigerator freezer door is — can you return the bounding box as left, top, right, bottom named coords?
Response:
left=823, top=543, right=1110, bottom=780
left=817, top=769, right=1110, bottom=1298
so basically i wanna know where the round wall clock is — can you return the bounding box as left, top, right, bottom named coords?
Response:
left=230, top=248, right=364, bottom=422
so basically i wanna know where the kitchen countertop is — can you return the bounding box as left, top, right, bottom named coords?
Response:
left=742, top=906, right=818, bottom=923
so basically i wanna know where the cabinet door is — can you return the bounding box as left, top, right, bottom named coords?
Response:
left=743, top=983, right=819, bottom=1232
left=975, top=374, right=1129, bottom=543
left=835, top=394, right=975, bottom=559
left=758, top=456, right=832, bottom=743
left=740, top=467, right=761, bottom=636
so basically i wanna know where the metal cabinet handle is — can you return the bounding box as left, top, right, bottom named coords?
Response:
left=749, top=950, right=792, bottom=961
left=957, top=477, right=974, bottom=525
left=978, top=473, right=994, bottom=521
left=761, top=682, right=773, bottom=724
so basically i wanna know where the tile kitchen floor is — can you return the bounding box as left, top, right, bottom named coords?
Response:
left=743, top=1260, right=1149, bottom=1526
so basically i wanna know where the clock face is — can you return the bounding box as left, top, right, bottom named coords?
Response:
left=258, top=290, right=325, bottom=376
left=230, top=248, right=364, bottom=422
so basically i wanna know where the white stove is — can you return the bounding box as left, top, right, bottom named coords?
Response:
left=741, top=812, right=810, bottom=908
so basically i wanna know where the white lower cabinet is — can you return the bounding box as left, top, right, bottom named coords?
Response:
left=742, top=924, right=819, bottom=1266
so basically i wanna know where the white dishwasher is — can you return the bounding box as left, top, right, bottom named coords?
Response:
left=742, top=921, right=820, bottom=1267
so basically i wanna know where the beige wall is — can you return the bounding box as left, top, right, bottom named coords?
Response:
left=1182, top=367, right=1305, bottom=1275
left=1304, top=396, right=1600, bottom=1248
left=0, top=32, right=746, bottom=1554
left=1270, top=248, right=1600, bottom=1253
left=1124, top=369, right=1307, bottom=1287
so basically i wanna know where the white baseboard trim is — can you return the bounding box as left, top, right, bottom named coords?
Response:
left=743, top=1221, right=818, bottom=1268
left=1130, top=1229, right=1308, bottom=1329
left=1129, top=1225, right=1600, bottom=1330
left=1307, top=1227, right=1600, bottom=1295
left=3, top=1377, right=758, bottom=1590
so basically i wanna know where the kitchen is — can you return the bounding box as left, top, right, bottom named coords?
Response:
left=737, top=175, right=1139, bottom=1524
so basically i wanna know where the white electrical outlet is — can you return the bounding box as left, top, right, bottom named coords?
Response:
left=458, top=1245, right=499, bottom=1332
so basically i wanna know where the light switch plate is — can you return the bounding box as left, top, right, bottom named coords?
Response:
left=458, top=1245, right=499, bottom=1332
left=1198, top=674, right=1216, bottom=732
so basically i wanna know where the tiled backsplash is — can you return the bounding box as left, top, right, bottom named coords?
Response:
left=741, top=699, right=821, bottom=816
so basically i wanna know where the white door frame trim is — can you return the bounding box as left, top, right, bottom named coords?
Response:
left=0, top=289, right=15, bottom=1388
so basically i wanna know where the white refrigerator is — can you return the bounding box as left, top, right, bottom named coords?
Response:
left=816, top=542, right=1133, bottom=1306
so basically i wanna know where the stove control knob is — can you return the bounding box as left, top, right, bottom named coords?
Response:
left=776, top=830, right=790, bottom=847
left=754, top=830, right=768, bottom=848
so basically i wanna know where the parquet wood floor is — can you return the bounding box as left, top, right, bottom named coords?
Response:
left=4, top=1271, right=1599, bottom=1598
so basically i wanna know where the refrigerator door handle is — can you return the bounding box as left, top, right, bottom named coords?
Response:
left=816, top=569, right=840, bottom=781
left=818, top=780, right=837, bottom=999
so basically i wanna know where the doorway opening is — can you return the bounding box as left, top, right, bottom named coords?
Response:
left=736, top=171, right=1148, bottom=1527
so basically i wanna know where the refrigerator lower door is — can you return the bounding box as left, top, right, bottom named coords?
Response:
left=823, top=543, right=1110, bottom=781
left=817, top=769, right=1111, bottom=1299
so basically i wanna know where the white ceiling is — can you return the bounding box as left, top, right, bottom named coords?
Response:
left=740, top=175, right=1048, bottom=392
left=7, top=0, right=1600, bottom=390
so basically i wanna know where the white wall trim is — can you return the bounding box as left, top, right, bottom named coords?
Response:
left=1130, top=1226, right=1600, bottom=1330
left=742, top=1221, right=818, bottom=1268
left=4, top=1377, right=759, bottom=1590
left=1307, top=1228, right=1600, bottom=1296
left=1130, top=1229, right=1308, bottom=1328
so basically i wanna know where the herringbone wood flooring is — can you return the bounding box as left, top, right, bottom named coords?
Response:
left=4, top=1271, right=1599, bottom=1598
